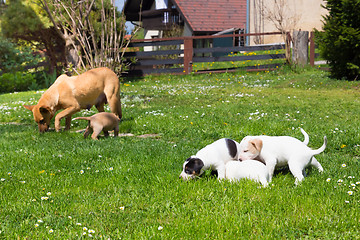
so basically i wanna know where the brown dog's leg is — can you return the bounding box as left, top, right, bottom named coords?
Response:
left=55, top=107, right=79, bottom=132
left=109, top=97, right=122, bottom=119
left=103, top=131, right=109, bottom=137
left=65, top=116, right=72, bottom=130
left=96, top=104, right=105, bottom=112
left=95, top=93, right=107, bottom=112
left=105, top=87, right=122, bottom=119
left=114, top=126, right=119, bottom=137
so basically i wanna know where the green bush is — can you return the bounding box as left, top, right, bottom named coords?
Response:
left=0, top=37, right=41, bottom=74
left=0, top=72, right=36, bottom=93
left=0, top=37, right=50, bottom=93
left=316, top=0, right=360, bottom=80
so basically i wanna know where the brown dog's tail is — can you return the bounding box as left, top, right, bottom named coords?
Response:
left=73, top=117, right=91, bottom=121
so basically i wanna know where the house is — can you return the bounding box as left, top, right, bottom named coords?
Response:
left=124, top=0, right=247, bottom=50
left=124, top=0, right=327, bottom=45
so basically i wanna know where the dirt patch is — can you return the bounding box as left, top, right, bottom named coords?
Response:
left=75, top=129, right=160, bottom=138
left=0, top=122, right=25, bottom=125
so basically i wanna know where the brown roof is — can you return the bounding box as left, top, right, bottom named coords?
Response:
left=172, top=0, right=247, bottom=33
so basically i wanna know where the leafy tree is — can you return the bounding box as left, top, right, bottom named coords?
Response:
left=316, top=0, right=360, bottom=80
left=1, top=0, right=65, bottom=74
left=1, top=0, right=135, bottom=74
left=0, top=36, right=41, bottom=73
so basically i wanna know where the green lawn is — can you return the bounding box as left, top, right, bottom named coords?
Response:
left=0, top=68, right=359, bottom=239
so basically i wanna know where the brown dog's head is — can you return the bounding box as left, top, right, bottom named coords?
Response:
left=24, top=105, right=53, bottom=132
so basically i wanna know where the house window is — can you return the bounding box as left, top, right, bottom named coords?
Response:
left=152, top=35, right=160, bottom=51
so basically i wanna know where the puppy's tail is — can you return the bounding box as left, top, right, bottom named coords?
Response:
left=300, top=128, right=309, bottom=146
left=73, top=117, right=91, bottom=121
left=311, top=136, right=327, bottom=155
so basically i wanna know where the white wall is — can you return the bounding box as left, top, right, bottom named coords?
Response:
left=248, top=0, right=328, bottom=45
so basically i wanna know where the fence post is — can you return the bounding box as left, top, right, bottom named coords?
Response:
left=285, top=32, right=292, bottom=64
left=309, top=31, right=315, bottom=67
left=292, top=30, right=309, bottom=67
left=183, top=37, right=193, bottom=74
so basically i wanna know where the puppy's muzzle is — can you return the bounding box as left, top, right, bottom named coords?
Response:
left=179, top=172, right=197, bottom=181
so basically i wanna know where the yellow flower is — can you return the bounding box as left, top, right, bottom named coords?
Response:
left=341, top=144, right=346, bottom=148
left=39, top=170, right=45, bottom=174
left=124, top=83, right=130, bottom=87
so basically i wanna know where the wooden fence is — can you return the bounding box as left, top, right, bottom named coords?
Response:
left=14, top=32, right=317, bottom=77
left=123, top=31, right=317, bottom=77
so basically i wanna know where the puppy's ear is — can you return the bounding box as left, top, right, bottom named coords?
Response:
left=23, top=105, right=35, bottom=111
left=250, top=138, right=263, bottom=152
left=185, top=158, right=204, bottom=175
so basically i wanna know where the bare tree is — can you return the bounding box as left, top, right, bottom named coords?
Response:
left=40, top=0, right=137, bottom=74
left=264, top=0, right=300, bottom=37
left=252, top=0, right=300, bottom=44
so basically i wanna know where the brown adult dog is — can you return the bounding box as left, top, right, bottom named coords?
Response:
left=73, top=112, right=120, bottom=140
left=24, top=67, right=122, bottom=132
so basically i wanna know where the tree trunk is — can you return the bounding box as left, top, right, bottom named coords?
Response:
left=292, top=30, right=309, bottom=67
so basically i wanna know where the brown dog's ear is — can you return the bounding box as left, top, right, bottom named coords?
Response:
left=23, top=105, right=35, bottom=111
left=39, top=106, right=51, bottom=115
left=250, top=138, right=263, bottom=152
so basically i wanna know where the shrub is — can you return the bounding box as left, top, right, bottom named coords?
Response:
left=0, top=37, right=41, bottom=74
left=316, top=0, right=360, bottom=80
left=0, top=72, right=36, bottom=93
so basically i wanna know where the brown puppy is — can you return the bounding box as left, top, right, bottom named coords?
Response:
left=24, top=67, right=122, bottom=132
left=73, top=112, right=120, bottom=140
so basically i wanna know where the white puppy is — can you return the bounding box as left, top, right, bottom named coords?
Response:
left=179, top=138, right=242, bottom=180
left=238, top=130, right=326, bottom=185
left=225, top=160, right=269, bottom=187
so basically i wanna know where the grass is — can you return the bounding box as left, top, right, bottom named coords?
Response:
left=192, top=49, right=287, bottom=72
left=0, top=67, right=359, bottom=239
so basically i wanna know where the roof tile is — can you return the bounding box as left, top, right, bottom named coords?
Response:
left=173, top=0, right=247, bottom=32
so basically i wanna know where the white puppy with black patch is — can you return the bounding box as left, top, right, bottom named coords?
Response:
left=238, top=129, right=326, bottom=185
left=179, top=138, right=244, bottom=180
left=225, top=160, right=269, bottom=187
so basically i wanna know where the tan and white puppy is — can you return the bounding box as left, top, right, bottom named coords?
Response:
left=238, top=130, right=326, bottom=185
left=24, top=67, right=122, bottom=132
left=73, top=112, right=120, bottom=140
left=225, top=160, right=269, bottom=187
left=179, top=138, right=241, bottom=180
